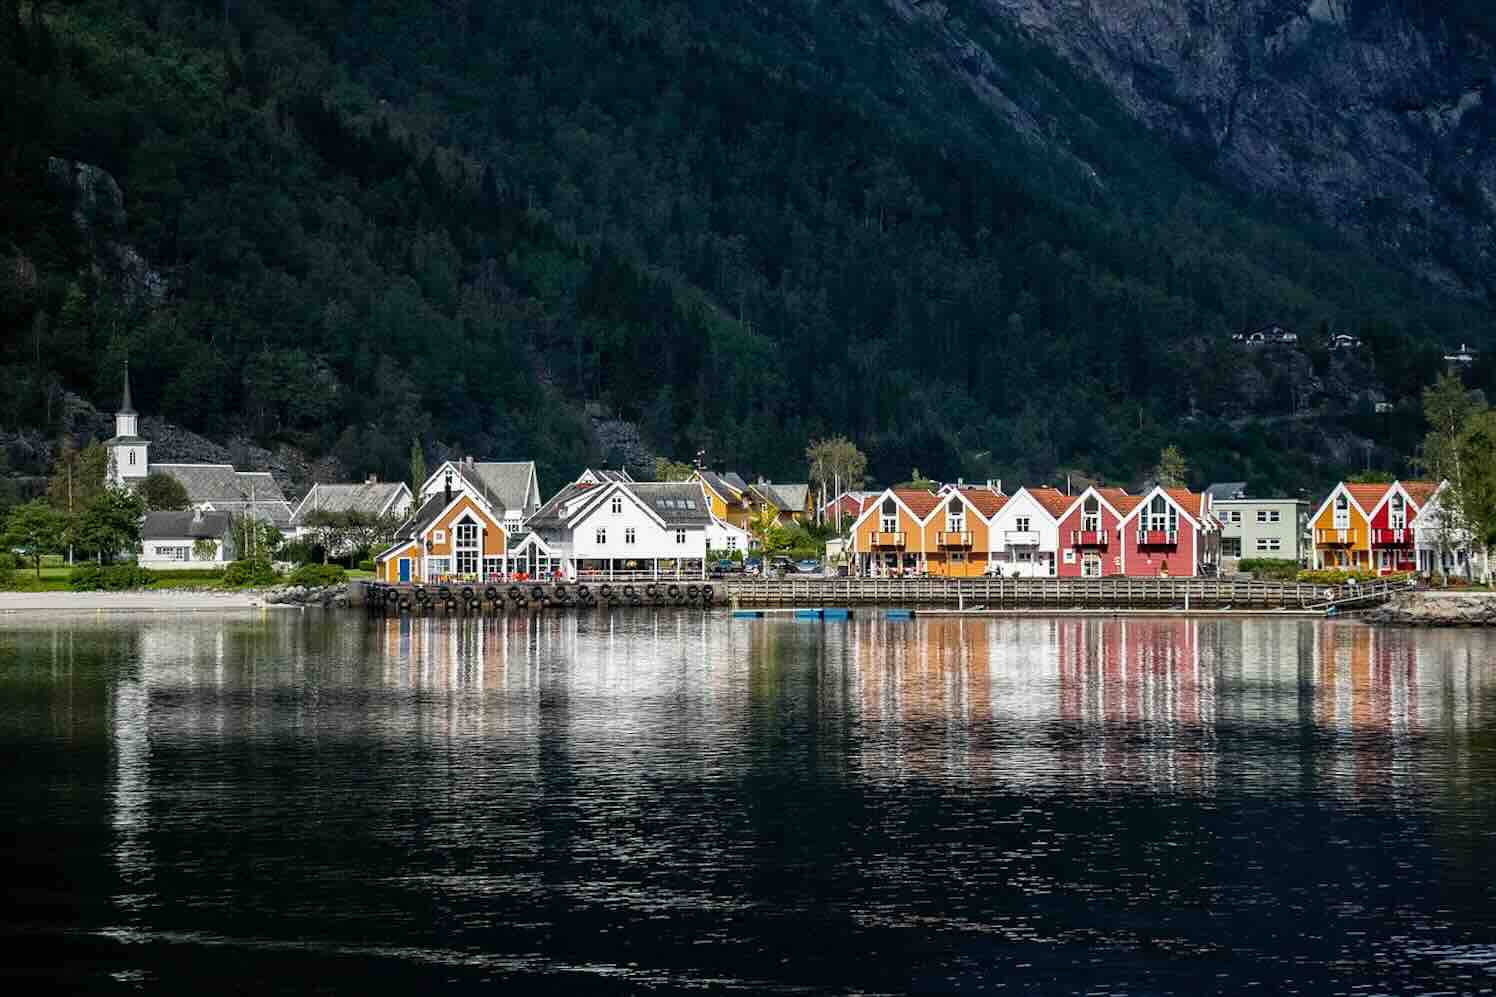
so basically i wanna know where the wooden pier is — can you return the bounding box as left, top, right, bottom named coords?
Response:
left=360, top=579, right=721, bottom=615
left=722, top=576, right=1412, bottom=612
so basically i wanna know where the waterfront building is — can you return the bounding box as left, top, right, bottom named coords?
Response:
left=289, top=477, right=413, bottom=538
left=987, top=487, right=1071, bottom=577
left=1115, top=486, right=1220, bottom=577
left=919, top=486, right=1006, bottom=577
left=1207, top=486, right=1308, bottom=568
left=138, top=509, right=234, bottom=569
left=1409, top=482, right=1484, bottom=579
left=105, top=367, right=294, bottom=528
left=373, top=477, right=508, bottom=584
left=848, top=488, right=943, bottom=576
left=1311, top=480, right=1439, bottom=575
left=523, top=475, right=718, bottom=579
left=1053, top=486, right=1139, bottom=577
left=416, top=457, right=541, bottom=539
left=693, top=470, right=754, bottom=529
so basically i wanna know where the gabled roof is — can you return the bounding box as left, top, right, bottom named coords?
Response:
left=950, top=487, right=1007, bottom=519
left=770, top=483, right=809, bottom=511
left=153, top=464, right=294, bottom=526
left=696, top=470, right=747, bottom=504
left=851, top=488, right=941, bottom=532
left=424, top=460, right=539, bottom=515
left=1399, top=480, right=1440, bottom=510
left=291, top=481, right=410, bottom=524
left=141, top=510, right=231, bottom=540
left=527, top=481, right=602, bottom=529
left=628, top=482, right=713, bottom=527
left=1345, top=482, right=1394, bottom=515
left=1119, top=486, right=1206, bottom=529
left=1023, top=487, right=1076, bottom=520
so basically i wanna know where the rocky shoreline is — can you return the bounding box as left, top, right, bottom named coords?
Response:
left=263, top=584, right=350, bottom=609
left=1361, top=591, right=1496, bottom=627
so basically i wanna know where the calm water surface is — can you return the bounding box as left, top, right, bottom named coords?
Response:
left=4, top=611, right=1496, bottom=993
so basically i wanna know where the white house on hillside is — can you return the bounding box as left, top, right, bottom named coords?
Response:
left=986, top=486, right=1069, bottom=577
left=419, top=458, right=542, bottom=539
left=525, top=476, right=719, bottom=579
left=138, top=509, right=234, bottom=569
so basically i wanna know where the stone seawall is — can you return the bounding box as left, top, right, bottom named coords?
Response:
left=1362, top=592, right=1496, bottom=627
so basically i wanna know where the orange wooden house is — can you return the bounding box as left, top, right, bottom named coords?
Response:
left=849, top=487, right=1007, bottom=577
left=1310, top=480, right=1438, bottom=574
left=374, top=485, right=507, bottom=584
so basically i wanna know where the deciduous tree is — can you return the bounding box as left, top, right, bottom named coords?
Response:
left=2, top=500, right=64, bottom=577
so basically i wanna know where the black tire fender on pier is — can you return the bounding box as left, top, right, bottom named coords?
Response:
left=461, top=586, right=475, bottom=601
left=484, top=586, right=499, bottom=602
left=645, top=583, right=659, bottom=599
left=508, top=585, right=522, bottom=602
left=553, top=584, right=568, bottom=600
left=531, top=585, right=545, bottom=602
left=438, top=586, right=453, bottom=601
left=686, top=584, right=700, bottom=601
left=576, top=585, right=590, bottom=601
left=599, top=584, right=614, bottom=600
left=414, top=586, right=430, bottom=603
left=667, top=583, right=682, bottom=601
left=701, top=584, right=714, bottom=602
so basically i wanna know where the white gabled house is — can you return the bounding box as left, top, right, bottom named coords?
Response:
left=419, top=457, right=542, bottom=539
left=1410, top=481, right=1486, bottom=580
left=987, top=487, right=1071, bottom=577
left=525, top=477, right=717, bottom=579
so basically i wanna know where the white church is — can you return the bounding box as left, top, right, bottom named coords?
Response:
left=105, top=366, right=295, bottom=531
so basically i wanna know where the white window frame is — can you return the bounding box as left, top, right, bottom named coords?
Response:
left=432, top=529, right=446, bottom=544
left=1255, top=537, right=1282, bottom=552
left=595, top=527, right=607, bottom=545
left=676, top=529, right=686, bottom=545
left=611, top=496, right=623, bottom=515
left=1015, top=516, right=1030, bottom=533
left=1063, top=549, right=1076, bottom=564
left=624, top=527, right=636, bottom=545
left=725, top=535, right=738, bottom=551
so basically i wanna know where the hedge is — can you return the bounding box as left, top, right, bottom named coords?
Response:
left=1297, top=569, right=1413, bottom=585
left=1237, top=558, right=1300, bottom=581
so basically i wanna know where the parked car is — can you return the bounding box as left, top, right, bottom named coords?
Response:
left=714, top=558, right=742, bottom=574
left=795, top=559, right=821, bottom=574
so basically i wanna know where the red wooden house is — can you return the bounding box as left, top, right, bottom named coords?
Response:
left=1053, top=486, right=1139, bottom=577
left=1364, top=480, right=1438, bottom=575
left=1117, top=487, right=1219, bottom=577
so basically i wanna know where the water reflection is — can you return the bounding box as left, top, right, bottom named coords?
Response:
left=4, top=611, right=1496, bottom=993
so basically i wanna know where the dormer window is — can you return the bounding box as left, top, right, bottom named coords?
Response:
left=1333, top=494, right=1350, bottom=529
left=1082, top=496, right=1099, bottom=532
left=1146, top=495, right=1176, bottom=533
left=1389, top=494, right=1406, bottom=529
left=880, top=497, right=897, bottom=534
left=945, top=498, right=964, bottom=533
left=611, top=496, right=623, bottom=515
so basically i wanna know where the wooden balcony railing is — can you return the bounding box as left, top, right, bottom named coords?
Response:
left=1070, top=529, right=1108, bottom=546
left=937, top=531, right=973, bottom=547
left=1137, top=529, right=1179, bottom=546
left=873, top=531, right=906, bottom=547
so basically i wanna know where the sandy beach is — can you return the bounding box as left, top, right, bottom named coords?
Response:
left=0, top=590, right=269, bottom=614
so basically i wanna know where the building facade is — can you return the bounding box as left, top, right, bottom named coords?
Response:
left=1214, top=498, right=1307, bottom=565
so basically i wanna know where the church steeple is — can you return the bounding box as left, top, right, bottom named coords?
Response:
left=108, top=363, right=148, bottom=485
left=119, top=363, right=135, bottom=416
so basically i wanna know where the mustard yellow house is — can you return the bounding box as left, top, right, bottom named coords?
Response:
left=374, top=487, right=507, bottom=584
left=693, top=470, right=754, bottom=530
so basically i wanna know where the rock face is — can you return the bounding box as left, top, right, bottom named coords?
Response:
left=1362, top=591, right=1496, bottom=626
left=963, top=1, right=1496, bottom=297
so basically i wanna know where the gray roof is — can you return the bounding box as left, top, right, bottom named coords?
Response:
left=141, top=510, right=231, bottom=540
left=153, top=465, right=294, bottom=527
left=441, top=461, right=538, bottom=515
left=293, top=482, right=408, bottom=524
left=765, top=482, right=809, bottom=511
left=528, top=481, right=601, bottom=529
left=1205, top=482, right=1249, bottom=501
left=628, top=482, right=712, bottom=526
left=723, top=472, right=748, bottom=492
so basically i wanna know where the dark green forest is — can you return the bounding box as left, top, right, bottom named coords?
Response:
left=2, top=0, right=1493, bottom=494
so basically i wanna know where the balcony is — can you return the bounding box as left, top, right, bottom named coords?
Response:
left=873, top=531, right=906, bottom=548
left=1137, top=529, right=1179, bottom=546
left=937, top=531, right=973, bottom=548
left=1371, top=528, right=1412, bottom=547
left=1316, top=528, right=1354, bottom=546
left=1004, top=530, right=1041, bottom=547
left=1070, top=529, right=1108, bottom=547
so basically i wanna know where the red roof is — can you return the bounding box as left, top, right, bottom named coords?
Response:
left=1164, top=488, right=1206, bottom=521
left=894, top=488, right=941, bottom=519
left=1026, top=487, right=1075, bottom=519
left=1111, top=493, right=1144, bottom=516
left=956, top=487, right=1007, bottom=518
left=1345, top=482, right=1393, bottom=513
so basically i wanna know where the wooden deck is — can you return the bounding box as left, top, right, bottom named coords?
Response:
left=723, top=576, right=1412, bottom=611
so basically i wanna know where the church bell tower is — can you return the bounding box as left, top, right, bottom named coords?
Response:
left=107, top=364, right=150, bottom=486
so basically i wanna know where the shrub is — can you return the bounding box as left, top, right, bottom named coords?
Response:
left=223, top=558, right=279, bottom=587
left=356, top=559, right=374, bottom=572
left=1296, top=568, right=1411, bottom=586
left=69, top=564, right=158, bottom=591
left=1237, top=558, right=1300, bottom=581
left=285, top=563, right=347, bottom=588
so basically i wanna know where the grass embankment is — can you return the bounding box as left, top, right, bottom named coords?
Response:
left=2, top=557, right=366, bottom=593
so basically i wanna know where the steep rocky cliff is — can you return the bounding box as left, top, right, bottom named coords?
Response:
left=944, top=0, right=1495, bottom=298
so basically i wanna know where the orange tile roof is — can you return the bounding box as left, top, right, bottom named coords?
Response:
left=1026, top=487, right=1076, bottom=519
left=957, top=487, right=1007, bottom=518
left=1111, top=494, right=1144, bottom=516
left=894, top=488, right=941, bottom=519
left=1401, top=480, right=1439, bottom=509
left=1345, top=482, right=1393, bottom=513
left=1164, top=488, right=1205, bottom=521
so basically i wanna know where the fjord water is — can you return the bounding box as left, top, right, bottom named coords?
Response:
left=4, top=613, right=1496, bottom=994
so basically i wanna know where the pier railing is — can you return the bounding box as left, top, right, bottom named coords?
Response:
left=724, top=576, right=1413, bottom=610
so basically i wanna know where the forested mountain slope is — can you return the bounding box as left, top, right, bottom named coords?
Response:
left=2, top=0, right=1492, bottom=496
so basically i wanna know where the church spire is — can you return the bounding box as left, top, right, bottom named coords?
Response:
left=119, top=363, right=135, bottom=415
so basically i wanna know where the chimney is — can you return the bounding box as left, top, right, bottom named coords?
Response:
left=191, top=507, right=203, bottom=524
left=465, top=455, right=474, bottom=468
left=957, top=477, right=964, bottom=486
left=367, top=473, right=378, bottom=485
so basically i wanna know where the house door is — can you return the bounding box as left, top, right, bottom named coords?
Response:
left=398, top=558, right=411, bottom=583
left=1081, top=553, right=1102, bottom=578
